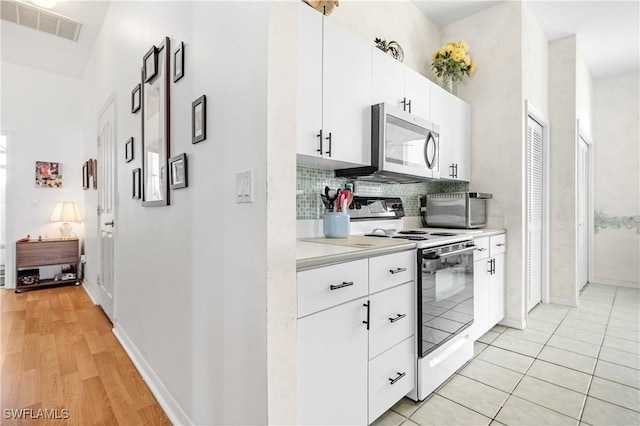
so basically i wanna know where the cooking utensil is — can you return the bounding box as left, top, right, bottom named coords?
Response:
left=320, top=194, right=333, bottom=211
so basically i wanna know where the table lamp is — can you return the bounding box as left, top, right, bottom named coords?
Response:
left=50, top=202, right=81, bottom=239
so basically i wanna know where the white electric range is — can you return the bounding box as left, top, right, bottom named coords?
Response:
left=350, top=196, right=478, bottom=401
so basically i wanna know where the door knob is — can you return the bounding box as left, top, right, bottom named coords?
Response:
left=104, top=220, right=114, bottom=226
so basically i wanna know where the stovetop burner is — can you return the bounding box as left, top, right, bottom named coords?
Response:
left=392, top=235, right=429, bottom=241
left=397, top=230, right=428, bottom=235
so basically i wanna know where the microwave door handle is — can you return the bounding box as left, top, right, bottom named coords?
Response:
left=424, top=132, right=435, bottom=169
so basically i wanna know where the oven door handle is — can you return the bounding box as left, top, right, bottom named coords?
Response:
left=423, top=245, right=476, bottom=260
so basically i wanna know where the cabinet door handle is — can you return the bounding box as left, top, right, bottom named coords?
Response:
left=316, top=129, right=323, bottom=155
left=329, top=281, right=353, bottom=290
left=491, top=258, right=496, bottom=275
left=449, top=163, right=455, bottom=178
left=407, top=99, right=412, bottom=113
left=325, top=132, right=332, bottom=157
left=389, top=372, right=406, bottom=385
left=487, top=259, right=493, bottom=274
left=389, top=267, right=407, bottom=275
left=401, top=97, right=408, bottom=111
left=454, top=163, right=458, bottom=178
left=388, top=313, right=406, bottom=323
left=363, top=301, right=370, bottom=330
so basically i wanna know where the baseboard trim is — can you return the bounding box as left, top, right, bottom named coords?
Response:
left=590, top=279, right=639, bottom=289
left=549, top=297, right=579, bottom=308
left=112, top=324, right=192, bottom=426
left=81, top=279, right=99, bottom=305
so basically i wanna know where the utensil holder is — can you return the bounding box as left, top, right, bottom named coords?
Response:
left=323, top=212, right=350, bottom=238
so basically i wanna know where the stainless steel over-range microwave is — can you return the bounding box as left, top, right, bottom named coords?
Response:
left=335, top=103, right=440, bottom=183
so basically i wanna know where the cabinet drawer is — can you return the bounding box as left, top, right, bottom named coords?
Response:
left=369, top=250, right=415, bottom=294
left=369, top=281, right=415, bottom=358
left=368, top=337, right=415, bottom=423
left=16, top=240, right=78, bottom=267
left=297, top=259, right=368, bottom=318
left=473, top=237, right=490, bottom=261
left=490, top=234, right=506, bottom=256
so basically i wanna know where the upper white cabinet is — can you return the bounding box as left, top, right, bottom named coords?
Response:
left=297, top=4, right=372, bottom=169
left=430, top=83, right=471, bottom=181
left=371, top=48, right=431, bottom=120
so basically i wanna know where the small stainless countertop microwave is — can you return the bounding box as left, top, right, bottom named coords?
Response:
left=335, top=103, right=440, bottom=183
left=425, top=192, right=493, bottom=229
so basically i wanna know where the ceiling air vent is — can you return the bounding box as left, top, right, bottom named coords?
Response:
left=0, top=0, right=82, bottom=42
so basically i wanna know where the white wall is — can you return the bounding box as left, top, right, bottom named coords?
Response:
left=1, top=62, right=84, bottom=287
left=81, top=2, right=271, bottom=424
left=593, top=71, right=640, bottom=286
left=548, top=36, right=593, bottom=305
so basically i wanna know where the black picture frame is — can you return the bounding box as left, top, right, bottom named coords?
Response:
left=169, top=153, right=188, bottom=190
left=143, top=45, right=158, bottom=83
left=173, top=41, right=184, bottom=83
left=132, top=168, right=141, bottom=199
left=192, top=95, right=206, bottom=144
left=82, top=162, right=89, bottom=190
left=92, top=159, right=97, bottom=189
left=131, top=83, right=141, bottom=113
left=125, top=137, right=134, bottom=163
left=142, top=37, right=171, bottom=207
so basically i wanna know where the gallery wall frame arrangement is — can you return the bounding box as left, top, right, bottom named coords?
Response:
left=192, top=95, right=206, bottom=144
left=82, top=162, right=89, bottom=189
left=35, top=161, right=62, bottom=188
left=131, top=83, right=141, bottom=113
left=91, top=159, right=97, bottom=190
left=141, top=36, right=171, bottom=207
left=173, top=41, right=184, bottom=83
left=132, top=168, right=141, bottom=199
left=125, top=137, right=134, bottom=163
left=169, top=153, right=188, bottom=190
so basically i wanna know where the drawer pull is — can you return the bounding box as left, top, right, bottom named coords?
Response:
left=388, top=313, right=406, bottom=323
left=496, top=243, right=505, bottom=247
left=389, top=267, right=407, bottom=275
left=389, top=372, right=406, bottom=385
left=329, top=281, right=354, bottom=290
left=477, top=248, right=487, bottom=252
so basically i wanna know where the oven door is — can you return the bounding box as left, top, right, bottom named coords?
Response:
left=418, top=245, right=475, bottom=358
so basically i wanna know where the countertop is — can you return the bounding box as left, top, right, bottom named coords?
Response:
left=297, top=237, right=416, bottom=270
left=296, top=228, right=505, bottom=270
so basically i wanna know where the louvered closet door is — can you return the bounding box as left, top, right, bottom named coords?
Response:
left=526, top=117, right=543, bottom=312
left=577, top=138, right=589, bottom=290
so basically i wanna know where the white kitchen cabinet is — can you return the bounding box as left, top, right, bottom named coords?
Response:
left=296, top=4, right=372, bottom=169
left=297, top=249, right=416, bottom=425
left=371, top=48, right=431, bottom=120
left=472, top=234, right=506, bottom=339
left=430, top=82, right=471, bottom=182
left=297, top=296, right=369, bottom=426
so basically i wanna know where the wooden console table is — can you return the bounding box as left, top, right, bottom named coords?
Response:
left=15, top=238, right=80, bottom=293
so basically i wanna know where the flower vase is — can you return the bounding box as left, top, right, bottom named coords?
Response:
left=442, top=74, right=454, bottom=93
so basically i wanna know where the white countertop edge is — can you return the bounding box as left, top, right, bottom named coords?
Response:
left=296, top=241, right=416, bottom=271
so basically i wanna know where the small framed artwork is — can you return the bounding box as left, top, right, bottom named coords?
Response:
left=82, top=162, right=89, bottom=189
left=132, top=168, right=141, bottom=199
left=169, top=153, right=188, bottom=189
left=131, top=84, right=141, bottom=113
left=92, top=159, right=98, bottom=189
left=192, top=95, right=206, bottom=144
left=173, top=41, right=184, bottom=83
left=125, top=137, right=134, bottom=163
left=143, top=45, right=158, bottom=83
left=35, top=161, right=62, bottom=188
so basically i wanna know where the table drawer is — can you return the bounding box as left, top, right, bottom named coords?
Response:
left=297, top=259, right=368, bottom=318
left=490, top=234, right=506, bottom=256
left=368, top=337, right=415, bottom=423
left=16, top=241, right=78, bottom=267
left=369, top=281, right=415, bottom=358
left=473, top=237, right=490, bottom=261
left=369, top=250, right=415, bottom=294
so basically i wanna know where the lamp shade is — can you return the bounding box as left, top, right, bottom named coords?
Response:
left=50, top=202, right=81, bottom=222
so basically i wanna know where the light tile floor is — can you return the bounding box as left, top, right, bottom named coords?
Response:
left=374, top=284, right=640, bottom=426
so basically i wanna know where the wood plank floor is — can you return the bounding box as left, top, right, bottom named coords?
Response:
left=0, top=285, right=172, bottom=425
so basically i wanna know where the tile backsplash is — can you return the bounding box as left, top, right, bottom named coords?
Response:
left=296, top=166, right=468, bottom=220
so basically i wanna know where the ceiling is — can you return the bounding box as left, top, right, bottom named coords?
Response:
left=412, top=0, right=640, bottom=80
left=1, top=1, right=638, bottom=80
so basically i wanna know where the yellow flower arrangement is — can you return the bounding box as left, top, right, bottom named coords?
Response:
left=431, top=40, right=475, bottom=83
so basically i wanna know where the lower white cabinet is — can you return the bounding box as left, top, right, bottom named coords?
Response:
left=297, top=296, right=369, bottom=426
left=297, top=251, right=416, bottom=425
left=472, top=234, right=506, bottom=339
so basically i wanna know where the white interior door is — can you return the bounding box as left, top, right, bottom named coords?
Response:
left=577, top=137, right=590, bottom=290
left=97, top=98, right=116, bottom=320
left=526, top=116, right=543, bottom=312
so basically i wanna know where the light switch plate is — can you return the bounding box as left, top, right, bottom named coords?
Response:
left=236, top=169, right=253, bottom=203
